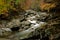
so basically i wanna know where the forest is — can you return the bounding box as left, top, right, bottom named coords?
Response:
left=0, top=0, right=60, bottom=40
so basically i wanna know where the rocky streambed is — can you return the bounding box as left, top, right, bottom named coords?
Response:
left=0, top=9, right=60, bottom=40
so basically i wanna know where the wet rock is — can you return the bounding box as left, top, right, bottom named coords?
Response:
left=0, top=9, right=60, bottom=40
